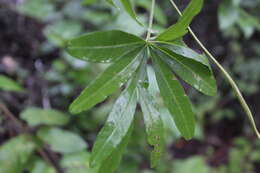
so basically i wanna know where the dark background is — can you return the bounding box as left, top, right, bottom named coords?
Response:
left=1, top=0, right=260, bottom=172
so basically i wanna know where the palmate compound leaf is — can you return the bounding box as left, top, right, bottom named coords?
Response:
left=67, top=28, right=217, bottom=170
left=90, top=50, right=147, bottom=167
left=138, top=85, right=164, bottom=168
left=150, top=47, right=195, bottom=140
left=69, top=46, right=145, bottom=114
left=67, top=30, right=145, bottom=63
left=153, top=43, right=217, bottom=96
left=156, top=0, right=204, bottom=41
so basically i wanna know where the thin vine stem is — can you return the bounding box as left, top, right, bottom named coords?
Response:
left=168, top=0, right=260, bottom=138
left=146, top=0, right=155, bottom=41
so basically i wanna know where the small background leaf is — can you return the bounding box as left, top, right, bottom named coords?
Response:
left=172, top=156, right=210, bottom=173
left=21, top=107, right=69, bottom=126
left=30, top=159, right=55, bottom=173
left=0, top=75, right=24, bottom=92
left=119, top=0, right=142, bottom=25
left=16, top=0, right=55, bottom=21
left=0, top=135, right=36, bottom=173
left=44, top=20, right=82, bottom=47
left=60, top=151, right=95, bottom=173
left=37, top=127, right=87, bottom=154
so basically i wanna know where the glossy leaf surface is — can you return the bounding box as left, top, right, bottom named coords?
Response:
left=69, top=47, right=144, bottom=114
left=151, top=49, right=195, bottom=139
left=67, top=30, right=145, bottom=63
left=156, top=42, right=209, bottom=66
left=90, top=53, right=146, bottom=167
left=90, top=86, right=137, bottom=166
left=156, top=0, right=203, bottom=41
left=97, top=124, right=133, bottom=173
left=138, top=86, right=164, bottom=168
left=155, top=45, right=217, bottom=96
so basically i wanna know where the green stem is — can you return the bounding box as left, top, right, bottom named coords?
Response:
left=146, top=0, right=155, bottom=41
left=168, top=0, right=260, bottom=138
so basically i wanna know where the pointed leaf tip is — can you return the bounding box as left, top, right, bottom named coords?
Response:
left=156, top=0, right=204, bottom=41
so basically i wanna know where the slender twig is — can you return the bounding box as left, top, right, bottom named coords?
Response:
left=0, top=103, right=64, bottom=172
left=145, top=0, right=156, bottom=41
left=168, top=0, right=260, bottom=138
left=0, top=103, right=24, bottom=132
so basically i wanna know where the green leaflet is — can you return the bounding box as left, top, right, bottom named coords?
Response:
left=156, top=0, right=203, bottom=41
left=138, top=86, right=164, bottom=168
left=97, top=124, right=134, bottom=173
left=0, top=75, right=24, bottom=92
left=90, top=83, right=137, bottom=167
left=90, top=52, right=146, bottom=167
left=155, top=42, right=209, bottom=66
left=67, top=30, right=145, bottom=63
left=150, top=48, right=195, bottom=140
left=0, top=135, right=36, bottom=173
left=69, top=46, right=144, bottom=114
left=154, top=45, right=217, bottom=96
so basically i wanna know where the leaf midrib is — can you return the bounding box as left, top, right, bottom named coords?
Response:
left=93, top=90, right=136, bottom=164
left=154, top=56, right=192, bottom=138
left=73, top=47, right=143, bottom=110
left=154, top=41, right=209, bottom=66
left=141, top=89, right=159, bottom=136
left=69, top=42, right=144, bottom=49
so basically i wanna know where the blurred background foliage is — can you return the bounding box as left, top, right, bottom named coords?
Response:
left=0, top=0, right=260, bottom=172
